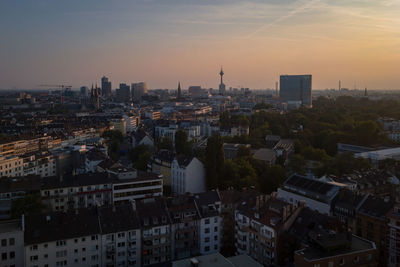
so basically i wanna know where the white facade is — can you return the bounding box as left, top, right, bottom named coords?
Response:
left=0, top=218, right=25, bottom=267
left=113, top=178, right=163, bottom=204
left=171, top=157, right=206, bottom=195
left=123, top=115, right=138, bottom=133
left=101, top=230, right=141, bottom=267
left=25, top=234, right=101, bottom=267
left=277, top=188, right=331, bottom=214
left=199, top=216, right=221, bottom=255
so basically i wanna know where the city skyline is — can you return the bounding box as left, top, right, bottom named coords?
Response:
left=1, top=0, right=400, bottom=89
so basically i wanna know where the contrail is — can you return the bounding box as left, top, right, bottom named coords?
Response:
left=245, top=0, right=321, bottom=39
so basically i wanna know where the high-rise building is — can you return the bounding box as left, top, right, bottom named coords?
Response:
left=132, top=82, right=148, bottom=103
left=219, top=67, right=226, bottom=95
left=80, top=86, right=89, bottom=97
left=116, top=83, right=131, bottom=103
left=101, top=76, right=112, bottom=97
left=280, top=74, right=312, bottom=107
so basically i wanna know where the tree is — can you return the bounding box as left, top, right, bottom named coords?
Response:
left=128, top=144, right=152, bottom=170
left=205, top=134, right=225, bottom=189
left=259, top=165, right=286, bottom=194
left=175, top=130, right=191, bottom=155
left=11, top=194, right=45, bottom=219
left=156, top=137, right=173, bottom=151
left=236, top=145, right=251, bottom=159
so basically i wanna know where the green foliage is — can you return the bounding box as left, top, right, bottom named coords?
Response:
left=236, top=145, right=251, bottom=159
left=254, top=102, right=273, bottom=110
left=11, top=194, right=45, bottom=218
left=175, top=130, right=192, bottom=156
left=128, top=144, right=152, bottom=171
left=155, top=137, right=173, bottom=151
left=102, top=130, right=123, bottom=161
left=205, top=134, right=225, bottom=189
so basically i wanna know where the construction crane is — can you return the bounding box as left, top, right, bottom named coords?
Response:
left=38, top=84, right=72, bottom=105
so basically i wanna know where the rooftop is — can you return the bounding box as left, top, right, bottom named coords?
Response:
left=172, top=253, right=262, bottom=267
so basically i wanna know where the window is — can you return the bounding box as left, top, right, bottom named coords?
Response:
left=314, top=265, right=320, bottom=267
left=82, top=247, right=86, bottom=252
left=44, top=243, right=48, bottom=248
left=354, top=256, right=359, bottom=263
left=205, top=219, right=210, bottom=224
left=205, top=246, right=210, bottom=252
left=56, top=250, right=67, bottom=258
left=82, top=237, right=86, bottom=242
left=30, top=255, right=38, bottom=261
left=31, top=245, right=38, bottom=250
left=205, top=228, right=210, bottom=234
left=328, top=262, right=334, bottom=267
left=1, top=239, right=6, bottom=246
left=214, top=217, right=218, bottom=223
left=2, top=252, right=7, bottom=260
left=205, top=237, right=210, bottom=242
left=10, top=251, right=15, bottom=259
left=340, top=258, right=345, bottom=265
left=366, top=254, right=372, bottom=261
left=214, top=235, right=218, bottom=241
left=214, top=226, right=218, bottom=232
left=9, top=238, right=15, bottom=246
left=56, top=240, right=66, bottom=247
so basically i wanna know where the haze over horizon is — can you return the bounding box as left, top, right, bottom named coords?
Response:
left=1, top=0, right=400, bottom=90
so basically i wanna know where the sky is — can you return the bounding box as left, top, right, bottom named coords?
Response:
left=1, top=0, right=400, bottom=90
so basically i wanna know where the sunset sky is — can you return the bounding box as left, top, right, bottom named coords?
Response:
left=1, top=0, right=400, bottom=90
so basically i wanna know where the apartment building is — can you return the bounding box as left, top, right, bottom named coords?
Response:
left=171, top=156, right=206, bottom=195
left=40, top=173, right=113, bottom=211
left=0, top=154, right=23, bottom=178
left=136, top=198, right=172, bottom=266
left=234, top=195, right=301, bottom=266
left=111, top=168, right=163, bottom=204
left=24, top=209, right=102, bottom=267
left=166, top=195, right=200, bottom=260
left=147, top=150, right=175, bottom=187
left=194, top=191, right=222, bottom=255
left=22, top=152, right=56, bottom=178
left=294, top=231, right=377, bottom=267
left=387, top=204, right=400, bottom=267
left=0, top=217, right=25, bottom=267
left=277, top=174, right=340, bottom=214
left=355, top=195, right=394, bottom=265
left=98, top=204, right=142, bottom=267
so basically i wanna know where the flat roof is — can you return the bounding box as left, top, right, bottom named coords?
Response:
left=297, top=235, right=376, bottom=261
left=172, top=253, right=262, bottom=267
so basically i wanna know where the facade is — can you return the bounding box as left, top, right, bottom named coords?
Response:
left=24, top=205, right=142, bottom=267
left=171, top=157, right=206, bottom=195
left=22, top=152, right=57, bottom=177
left=280, top=74, right=312, bottom=107
left=98, top=204, right=142, bottom=267
left=101, top=76, right=112, bottom=97
left=387, top=204, right=400, bottom=267
left=110, top=117, right=127, bottom=136
left=235, top=196, right=301, bottom=266
left=0, top=218, right=25, bottom=267
left=194, top=191, right=222, bottom=255
left=112, top=170, right=163, bottom=204
left=355, top=195, right=394, bottom=265
left=123, top=115, right=138, bottom=133
left=172, top=253, right=262, bottom=267
left=148, top=150, right=174, bottom=187
left=0, top=154, right=24, bottom=178
left=116, top=83, right=131, bottom=103
left=136, top=198, right=172, bottom=266
left=277, top=174, right=340, bottom=214
left=132, top=82, right=147, bottom=103
left=166, top=195, right=200, bottom=259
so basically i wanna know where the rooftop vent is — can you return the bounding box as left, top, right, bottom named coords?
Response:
left=190, top=258, right=199, bottom=267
